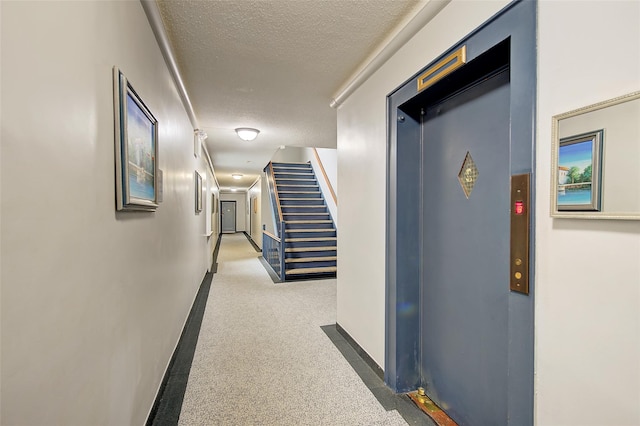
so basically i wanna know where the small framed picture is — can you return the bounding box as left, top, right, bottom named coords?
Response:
left=557, top=129, right=604, bottom=211
left=195, top=171, right=203, bottom=213
left=113, top=67, right=159, bottom=211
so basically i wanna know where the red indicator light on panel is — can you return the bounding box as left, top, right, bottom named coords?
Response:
left=515, top=201, right=525, bottom=215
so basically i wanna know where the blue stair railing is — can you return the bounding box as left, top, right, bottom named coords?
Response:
left=262, top=163, right=286, bottom=281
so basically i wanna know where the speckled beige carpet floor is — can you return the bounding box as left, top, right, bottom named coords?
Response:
left=178, top=233, right=407, bottom=426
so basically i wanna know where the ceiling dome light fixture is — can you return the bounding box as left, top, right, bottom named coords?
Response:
left=235, top=127, right=260, bottom=141
left=231, top=173, right=243, bottom=180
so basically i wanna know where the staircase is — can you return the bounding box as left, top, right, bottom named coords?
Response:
left=272, top=162, right=337, bottom=280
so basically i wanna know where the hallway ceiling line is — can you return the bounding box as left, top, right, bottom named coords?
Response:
left=141, top=0, right=199, bottom=130
left=142, top=0, right=222, bottom=188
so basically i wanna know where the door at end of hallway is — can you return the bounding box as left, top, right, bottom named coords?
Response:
left=221, top=200, right=236, bottom=233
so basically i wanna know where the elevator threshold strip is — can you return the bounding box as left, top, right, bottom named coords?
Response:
left=407, top=388, right=458, bottom=426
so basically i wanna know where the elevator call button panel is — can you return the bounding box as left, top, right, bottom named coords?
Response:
left=510, top=174, right=530, bottom=295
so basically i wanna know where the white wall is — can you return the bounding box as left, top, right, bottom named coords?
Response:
left=1, top=2, right=213, bottom=425
left=315, top=148, right=338, bottom=197
left=220, top=192, right=247, bottom=232
left=336, top=0, right=511, bottom=369
left=337, top=1, right=640, bottom=425
left=247, top=179, right=262, bottom=248
left=307, top=148, right=338, bottom=227
left=536, top=2, right=640, bottom=425
left=261, top=171, right=276, bottom=235
left=270, top=146, right=306, bottom=163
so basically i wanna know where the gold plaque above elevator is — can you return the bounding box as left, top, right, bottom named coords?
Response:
left=458, top=151, right=479, bottom=198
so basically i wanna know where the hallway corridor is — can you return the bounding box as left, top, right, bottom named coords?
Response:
left=174, top=233, right=409, bottom=425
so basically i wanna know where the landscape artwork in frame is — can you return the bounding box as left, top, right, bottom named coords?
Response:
left=113, top=67, right=159, bottom=211
left=557, top=129, right=603, bottom=211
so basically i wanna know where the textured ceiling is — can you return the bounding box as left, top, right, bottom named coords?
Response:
left=157, top=0, right=422, bottom=189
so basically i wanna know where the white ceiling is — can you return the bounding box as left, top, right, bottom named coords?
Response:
left=157, top=0, right=422, bottom=190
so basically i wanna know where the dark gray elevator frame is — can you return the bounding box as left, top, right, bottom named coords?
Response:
left=385, top=1, right=536, bottom=424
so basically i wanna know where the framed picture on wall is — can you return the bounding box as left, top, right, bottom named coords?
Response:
left=557, top=129, right=604, bottom=211
left=113, top=67, right=158, bottom=211
left=113, top=67, right=159, bottom=211
left=195, top=171, right=203, bottom=213
left=253, top=197, right=258, bottom=213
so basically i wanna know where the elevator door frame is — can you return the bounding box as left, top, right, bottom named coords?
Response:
left=385, top=1, right=536, bottom=425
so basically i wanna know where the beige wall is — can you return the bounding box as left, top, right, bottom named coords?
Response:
left=337, top=1, right=640, bottom=425
left=1, top=1, right=213, bottom=425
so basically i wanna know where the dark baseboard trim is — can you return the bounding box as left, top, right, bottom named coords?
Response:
left=211, top=233, right=222, bottom=274
left=243, top=231, right=261, bottom=252
left=322, top=324, right=435, bottom=426
left=336, top=323, right=384, bottom=380
left=146, top=271, right=214, bottom=426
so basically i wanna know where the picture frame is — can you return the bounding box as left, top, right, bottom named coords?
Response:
left=195, top=171, right=203, bottom=213
left=113, top=67, right=159, bottom=211
left=253, top=197, right=258, bottom=213
left=557, top=129, right=604, bottom=211
left=157, top=169, right=163, bottom=203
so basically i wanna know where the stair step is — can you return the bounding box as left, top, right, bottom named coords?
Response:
left=278, top=191, right=321, bottom=194
left=282, top=213, right=329, bottom=216
left=274, top=171, right=313, bottom=175
left=273, top=167, right=312, bottom=171
left=285, top=246, right=337, bottom=253
left=275, top=176, right=315, bottom=181
left=279, top=198, right=323, bottom=201
left=280, top=204, right=328, bottom=214
left=286, top=266, right=337, bottom=275
left=284, top=219, right=332, bottom=223
left=274, top=168, right=312, bottom=170
left=285, top=256, right=337, bottom=263
left=286, top=229, right=335, bottom=233
left=286, top=237, right=337, bottom=243
left=275, top=178, right=316, bottom=181
left=272, top=162, right=310, bottom=166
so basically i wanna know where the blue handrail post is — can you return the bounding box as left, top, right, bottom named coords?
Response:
left=279, top=220, right=286, bottom=282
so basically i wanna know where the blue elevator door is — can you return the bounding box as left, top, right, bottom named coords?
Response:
left=420, top=69, right=510, bottom=425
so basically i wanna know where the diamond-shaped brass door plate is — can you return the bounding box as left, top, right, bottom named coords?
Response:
left=458, top=152, right=479, bottom=198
